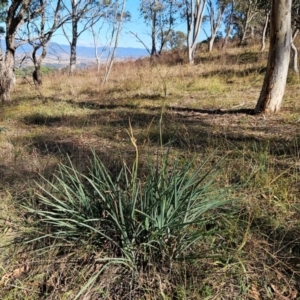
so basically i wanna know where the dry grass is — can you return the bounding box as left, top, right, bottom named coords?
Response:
left=1, top=43, right=300, bottom=299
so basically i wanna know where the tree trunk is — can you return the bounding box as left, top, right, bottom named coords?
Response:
left=207, top=0, right=224, bottom=53
left=0, top=0, right=31, bottom=103
left=255, top=0, right=292, bottom=114
left=69, top=0, right=78, bottom=75
left=222, top=0, right=234, bottom=50
left=239, top=26, right=247, bottom=46
left=0, top=66, right=15, bottom=103
left=0, top=39, right=16, bottom=103
left=188, top=45, right=196, bottom=64
left=208, top=35, right=215, bottom=52
left=291, top=42, right=299, bottom=74
left=250, top=26, right=254, bottom=38
left=260, top=11, right=270, bottom=51
left=186, top=0, right=207, bottom=64
left=150, top=10, right=157, bottom=56
left=70, top=33, right=77, bottom=74
left=32, top=67, right=42, bottom=85
left=32, top=45, right=47, bottom=85
left=290, top=29, right=299, bottom=74
left=102, top=0, right=126, bottom=84
left=222, top=24, right=232, bottom=50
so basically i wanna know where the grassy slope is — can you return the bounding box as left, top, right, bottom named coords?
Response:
left=1, top=44, right=300, bottom=299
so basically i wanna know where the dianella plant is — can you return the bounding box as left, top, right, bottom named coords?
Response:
left=24, top=126, right=233, bottom=276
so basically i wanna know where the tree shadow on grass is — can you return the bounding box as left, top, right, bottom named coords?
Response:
left=64, top=99, right=256, bottom=115
left=167, top=106, right=255, bottom=115
left=1, top=135, right=135, bottom=192
left=20, top=103, right=299, bottom=153
left=194, top=51, right=267, bottom=65
left=16, top=98, right=300, bottom=170
left=200, top=66, right=265, bottom=79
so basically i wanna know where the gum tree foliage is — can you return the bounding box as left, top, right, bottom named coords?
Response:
left=158, top=29, right=186, bottom=50
left=255, top=0, right=291, bottom=113
left=166, top=29, right=186, bottom=49
left=140, top=0, right=179, bottom=56
left=232, top=0, right=260, bottom=45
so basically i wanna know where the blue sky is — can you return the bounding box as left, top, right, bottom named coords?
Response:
left=51, top=0, right=147, bottom=48
left=0, top=0, right=212, bottom=50
left=51, top=0, right=210, bottom=49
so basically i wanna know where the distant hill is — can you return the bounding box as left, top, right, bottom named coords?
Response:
left=15, top=43, right=149, bottom=68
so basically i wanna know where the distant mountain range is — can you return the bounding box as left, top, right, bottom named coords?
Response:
left=14, top=42, right=149, bottom=68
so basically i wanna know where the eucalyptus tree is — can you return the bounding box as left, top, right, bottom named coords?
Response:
left=255, top=0, right=291, bottom=113
left=233, top=0, right=259, bottom=45
left=290, top=1, right=300, bottom=73
left=166, top=30, right=186, bottom=49
left=88, top=8, right=107, bottom=74
left=260, top=11, right=270, bottom=51
left=157, top=29, right=186, bottom=50
left=290, top=28, right=299, bottom=73
left=259, top=0, right=270, bottom=51
left=0, top=0, right=44, bottom=102
left=61, top=0, right=110, bottom=74
left=221, top=0, right=235, bottom=49
left=206, top=0, right=228, bottom=52
left=140, top=0, right=178, bottom=56
left=182, top=0, right=207, bottom=64
left=101, top=0, right=130, bottom=83
left=23, top=0, right=71, bottom=84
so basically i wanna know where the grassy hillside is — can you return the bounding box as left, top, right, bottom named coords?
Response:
left=1, top=44, right=300, bottom=299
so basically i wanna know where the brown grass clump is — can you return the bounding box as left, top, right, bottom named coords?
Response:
left=1, top=43, right=300, bottom=299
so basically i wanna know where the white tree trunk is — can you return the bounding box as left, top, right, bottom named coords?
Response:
left=207, top=0, right=225, bottom=53
left=291, top=42, right=299, bottom=74
left=102, top=0, right=126, bottom=84
left=255, top=0, right=292, bottom=114
left=186, top=0, right=207, bottom=64
left=208, top=37, right=214, bottom=52
left=260, top=11, right=270, bottom=51
left=290, top=30, right=299, bottom=74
